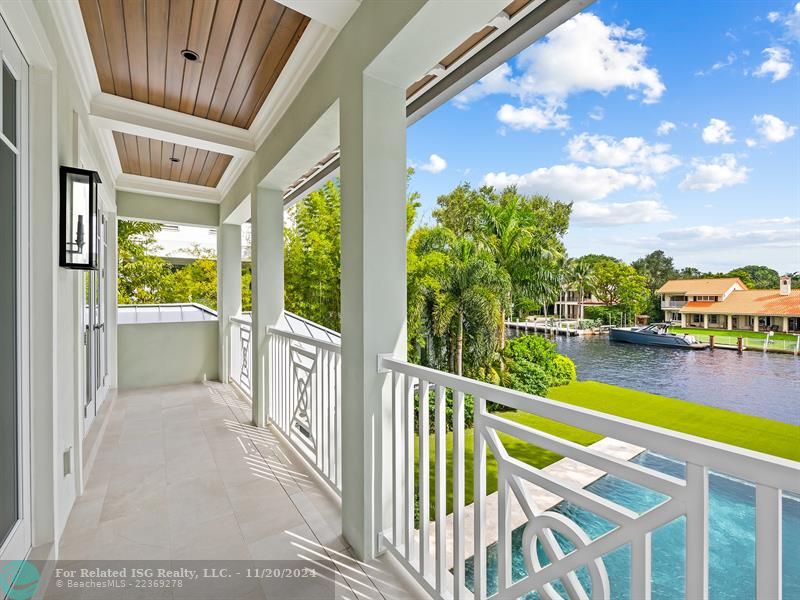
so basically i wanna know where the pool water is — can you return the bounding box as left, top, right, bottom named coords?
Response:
left=465, top=451, right=800, bottom=599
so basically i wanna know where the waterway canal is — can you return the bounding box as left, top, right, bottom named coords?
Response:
left=508, top=330, right=800, bottom=425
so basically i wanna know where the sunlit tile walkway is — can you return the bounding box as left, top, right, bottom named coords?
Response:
left=53, top=382, right=421, bottom=599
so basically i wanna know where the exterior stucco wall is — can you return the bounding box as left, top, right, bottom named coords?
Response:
left=118, top=322, right=219, bottom=389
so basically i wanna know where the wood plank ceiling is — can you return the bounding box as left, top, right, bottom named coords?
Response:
left=80, top=0, right=310, bottom=128
left=113, top=132, right=233, bottom=187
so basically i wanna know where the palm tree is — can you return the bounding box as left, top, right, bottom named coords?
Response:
left=432, top=238, right=508, bottom=376
left=480, top=194, right=561, bottom=348
left=570, top=259, right=595, bottom=321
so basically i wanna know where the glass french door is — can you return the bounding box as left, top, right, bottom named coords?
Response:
left=84, top=213, right=107, bottom=431
left=0, top=13, right=30, bottom=561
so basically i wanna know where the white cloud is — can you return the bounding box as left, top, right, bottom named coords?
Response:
left=765, top=3, right=800, bottom=41
left=572, top=199, right=675, bottom=226
left=483, top=164, right=654, bottom=202
left=753, top=47, right=793, bottom=81
left=738, top=216, right=800, bottom=225
left=566, top=133, right=681, bottom=174
left=589, top=106, right=605, bottom=121
left=752, top=113, right=797, bottom=143
left=418, top=154, right=447, bottom=174
left=496, top=103, right=570, bottom=132
left=513, top=13, right=665, bottom=104
left=696, top=52, right=737, bottom=76
left=657, top=225, right=797, bottom=249
left=454, top=13, right=665, bottom=128
left=702, top=118, right=735, bottom=144
left=656, top=120, right=676, bottom=136
left=679, top=154, right=750, bottom=192
left=746, top=138, right=758, bottom=147
left=453, top=63, right=517, bottom=108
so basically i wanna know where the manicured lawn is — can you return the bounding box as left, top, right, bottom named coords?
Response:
left=669, top=326, right=798, bottom=342
left=418, top=381, right=800, bottom=513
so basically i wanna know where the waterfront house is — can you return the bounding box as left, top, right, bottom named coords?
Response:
left=659, top=276, right=800, bottom=332
left=2, top=2, right=796, bottom=599
left=554, top=286, right=609, bottom=320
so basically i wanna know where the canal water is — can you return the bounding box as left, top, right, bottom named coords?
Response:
left=507, top=330, right=800, bottom=425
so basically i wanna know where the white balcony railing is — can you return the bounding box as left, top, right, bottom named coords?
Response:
left=230, top=315, right=253, bottom=395
left=377, top=355, right=799, bottom=600
left=661, top=300, right=688, bottom=309
left=268, top=327, right=342, bottom=492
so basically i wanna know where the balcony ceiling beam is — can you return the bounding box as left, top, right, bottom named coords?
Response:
left=89, top=93, right=256, bottom=160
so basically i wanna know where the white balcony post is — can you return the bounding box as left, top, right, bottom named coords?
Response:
left=251, top=187, right=284, bottom=428
left=217, top=224, right=242, bottom=383
left=340, top=73, right=407, bottom=560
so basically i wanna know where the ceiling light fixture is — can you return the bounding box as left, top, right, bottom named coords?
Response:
left=169, top=157, right=180, bottom=163
left=180, top=49, right=200, bottom=62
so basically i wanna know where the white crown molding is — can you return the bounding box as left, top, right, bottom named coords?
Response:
left=249, top=20, right=339, bottom=148
left=48, top=0, right=101, bottom=111
left=273, top=0, right=360, bottom=32
left=89, top=93, right=256, bottom=158
left=115, top=174, right=221, bottom=204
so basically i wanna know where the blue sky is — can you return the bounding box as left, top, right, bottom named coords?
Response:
left=407, top=0, right=800, bottom=274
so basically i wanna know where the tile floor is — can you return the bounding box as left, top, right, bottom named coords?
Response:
left=50, top=382, right=423, bottom=599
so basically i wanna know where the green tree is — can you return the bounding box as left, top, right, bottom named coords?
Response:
left=432, top=183, right=490, bottom=236
left=592, top=259, right=649, bottom=325
left=479, top=190, right=565, bottom=348
left=432, top=237, right=509, bottom=376
left=725, top=265, right=779, bottom=289
left=632, top=250, right=678, bottom=318
left=117, top=220, right=174, bottom=304
left=569, top=258, right=596, bottom=320
left=284, top=180, right=342, bottom=330
left=165, top=244, right=218, bottom=309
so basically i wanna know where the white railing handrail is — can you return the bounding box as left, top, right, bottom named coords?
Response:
left=230, top=315, right=251, bottom=326
left=268, top=326, right=342, bottom=354
left=378, top=355, right=800, bottom=493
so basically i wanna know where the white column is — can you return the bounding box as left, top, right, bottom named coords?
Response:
left=703, top=314, right=708, bottom=329
left=753, top=317, right=759, bottom=332
left=340, top=74, right=407, bottom=560
left=680, top=313, right=686, bottom=327
left=217, top=224, right=242, bottom=383
left=782, top=316, right=789, bottom=333
left=251, top=187, right=284, bottom=428
left=727, top=315, right=733, bottom=330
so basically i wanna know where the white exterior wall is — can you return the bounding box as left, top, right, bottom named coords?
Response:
left=1, top=2, right=119, bottom=555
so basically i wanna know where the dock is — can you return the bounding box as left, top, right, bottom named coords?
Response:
left=505, top=320, right=605, bottom=337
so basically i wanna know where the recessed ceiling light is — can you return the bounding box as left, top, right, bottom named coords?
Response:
left=180, top=49, right=200, bottom=62
left=169, top=157, right=181, bottom=163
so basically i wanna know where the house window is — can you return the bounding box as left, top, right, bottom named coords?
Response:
left=709, top=315, right=718, bottom=324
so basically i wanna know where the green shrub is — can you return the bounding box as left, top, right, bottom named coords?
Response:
left=506, top=360, right=550, bottom=396
left=548, top=354, right=577, bottom=387
left=502, top=335, right=576, bottom=397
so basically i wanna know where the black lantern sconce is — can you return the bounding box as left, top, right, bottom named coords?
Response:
left=59, top=166, right=101, bottom=270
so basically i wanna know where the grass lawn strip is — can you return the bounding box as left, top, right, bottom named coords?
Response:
left=669, top=326, right=798, bottom=342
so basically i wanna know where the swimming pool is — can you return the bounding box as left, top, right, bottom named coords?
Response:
left=465, top=451, right=800, bottom=599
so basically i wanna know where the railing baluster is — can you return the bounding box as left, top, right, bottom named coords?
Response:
left=418, top=379, right=431, bottom=580
left=473, top=397, right=487, bottom=600
left=453, top=389, right=465, bottom=595
left=392, top=370, right=400, bottom=546
left=498, top=475, right=511, bottom=592
left=404, top=373, right=415, bottom=561
left=434, top=384, right=447, bottom=594
left=756, top=485, right=782, bottom=600
left=686, top=463, right=709, bottom=600
left=631, top=533, right=652, bottom=600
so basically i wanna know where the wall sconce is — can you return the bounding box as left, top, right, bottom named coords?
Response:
left=59, top=166, right=101, bottom=270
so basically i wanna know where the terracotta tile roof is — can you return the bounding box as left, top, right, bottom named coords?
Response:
left=658, top=278, right=746, bottom=295
left=680, top=290, right=800, bottom=316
